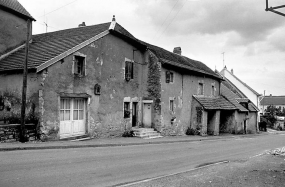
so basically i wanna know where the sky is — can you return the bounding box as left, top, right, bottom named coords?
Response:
left=18, top=0, right=285, bottom=96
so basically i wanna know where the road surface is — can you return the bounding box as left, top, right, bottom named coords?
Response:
left=0, top=133, right=284, bottom=187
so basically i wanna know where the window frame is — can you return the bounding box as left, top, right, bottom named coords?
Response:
left=169, top=98, right=174, bottom=112
left=124, top=102, right=131, bottom=118
left=125, top=61, right=134, bottom=81
left=72, top=52, right=87, bottom=77
left=166, top=71, right=174, bottom=83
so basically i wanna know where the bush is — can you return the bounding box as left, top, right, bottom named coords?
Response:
left=122, top=130, right=134, bottom=137
left=186, top=126, right=200, bottom=135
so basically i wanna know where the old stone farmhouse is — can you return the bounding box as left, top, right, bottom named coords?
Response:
left=0, top=0, right=259, bottom=140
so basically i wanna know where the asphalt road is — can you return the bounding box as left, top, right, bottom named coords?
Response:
left=0, top=133, right=284, bottom=187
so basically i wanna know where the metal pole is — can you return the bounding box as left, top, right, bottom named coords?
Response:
left=266, top=0, right=268, bottom=11
left=20, top=19, right=31, bottom=142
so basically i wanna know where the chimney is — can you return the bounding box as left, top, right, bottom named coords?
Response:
left=173, top=47, right=182, bottom=55
left=231, top=69, right=233, bottom=74
left=78, top=22, right=86, bottom=27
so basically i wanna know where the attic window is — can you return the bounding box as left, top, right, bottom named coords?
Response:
left=125, top=61, right=133, bottom=81
left=73, top=56, right=86, bottom=76
left=166, top=71, right=174, bottom=83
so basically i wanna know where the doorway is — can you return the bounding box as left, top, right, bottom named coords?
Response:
left=143, top=102, right=152, bottom=128
left=132, top=102, right=138, bottom=127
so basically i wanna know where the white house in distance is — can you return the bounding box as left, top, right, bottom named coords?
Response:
left=220, top=67, right=262, bottom=122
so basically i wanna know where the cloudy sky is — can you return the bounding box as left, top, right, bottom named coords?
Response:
left=19, top=0, right=285, bottom=96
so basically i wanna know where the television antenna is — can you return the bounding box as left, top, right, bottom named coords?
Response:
left=265, top=0, right=285, bottom=17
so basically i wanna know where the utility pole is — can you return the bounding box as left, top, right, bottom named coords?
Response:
left=265, top=0, right=285, bottom=17
left=20, top=19, right=31, bottom=142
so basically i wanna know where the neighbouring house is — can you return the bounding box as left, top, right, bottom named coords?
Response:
left=220, top=67, right=262, bottom=122
left=260, top=95, right=285, bottom=114
left=220, top=78, right=259, bottom=134
left=0, top=12, right=260, bottom=140
left=0, top=0, right=35, bottom=55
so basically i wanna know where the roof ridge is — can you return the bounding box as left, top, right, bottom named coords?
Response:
left=33, top=22, right=111, bottom=38
left=222, top=68, right=261, bottom=96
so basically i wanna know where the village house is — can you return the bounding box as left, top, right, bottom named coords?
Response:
left=0, top=0, right=260, bottom=141
left=220, top=77, right=259, bottom=134
left=260, top=95, right=285, bottom=114
left=220, top=67, right=262, bottom=122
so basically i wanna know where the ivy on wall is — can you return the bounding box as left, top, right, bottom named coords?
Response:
left=146, top=52, right=161, bottom=112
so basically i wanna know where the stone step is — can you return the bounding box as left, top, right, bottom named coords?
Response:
left=132, top=128, right=163, bottom=139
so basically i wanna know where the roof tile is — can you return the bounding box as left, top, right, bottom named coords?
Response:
left=193, top=95, right=237, bottom=110
left=0, top=0, right=35, bottom=20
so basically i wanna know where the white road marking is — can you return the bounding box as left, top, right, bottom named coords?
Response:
left=117, top=161, right=229, bottom=187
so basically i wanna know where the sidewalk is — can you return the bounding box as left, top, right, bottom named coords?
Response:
left=0, top=132, right=269, bottom=152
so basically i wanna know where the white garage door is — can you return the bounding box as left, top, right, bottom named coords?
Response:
left=60, top=98, right=86, bottom=138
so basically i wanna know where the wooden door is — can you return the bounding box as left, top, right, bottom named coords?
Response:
left=143, top=103, right=152, bottom=128
left=60, top=98, right=86, bottom=138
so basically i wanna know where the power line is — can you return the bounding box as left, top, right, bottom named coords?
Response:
left=16, top=0, right=80, bottom=31
left=37, top=0, right=80, bottom=18
left=156, top=0, right=187, bottom=41
left=152, top=0, right=180, bottom=40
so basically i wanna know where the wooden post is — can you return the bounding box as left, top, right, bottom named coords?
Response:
left=20, top=19, right=31, bottom=142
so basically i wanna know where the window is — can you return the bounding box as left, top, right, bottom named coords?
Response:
left=211, top=85, right=215, bottom=96
left=166, top=71, right=174, bottom=83
left=198, top=83, right=204, bottom=95
left=73, top=56, right=85, bottom=76
left=124, top=102, right=130, bottom=118
left=94, top=84, right=101, bottom=95
left=170, top=99, right=174, bottom=112
left=125, top=61, right=133, bottom=81
left=60, top=99, right=71, bottom=121
left=60, top=98, right=85, bottom=121
left=196, top=107, right=202, bottom=123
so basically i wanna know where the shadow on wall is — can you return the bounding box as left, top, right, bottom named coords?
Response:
left=0, top=91, right=39, bottom=125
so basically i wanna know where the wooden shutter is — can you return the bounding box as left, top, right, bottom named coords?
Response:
left=166, top=71, right=170, bottom=83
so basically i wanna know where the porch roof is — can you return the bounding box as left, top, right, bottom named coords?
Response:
left=193, top=95, right=237, bottom=110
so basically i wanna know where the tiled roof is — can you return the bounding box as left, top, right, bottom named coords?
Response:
left=0, top=22, right=111, bottom=72
left=193, top=95, right=237, bottom=110
left=260, top=96, right=285, bottom=105
left=140, top=42, right=222, bottom=80
left=0, top=20, right=221, bottom=80
left=221, top=84, right=248, bottom=112
left=236, top=98, right=249, bottom=103
left=0, top=0, right=35, bottom=20
left=248, top=103, right=259, bottom=112
left=221, top=77, right=246, bottom=98
left=220, top=67, right=261, bottom=96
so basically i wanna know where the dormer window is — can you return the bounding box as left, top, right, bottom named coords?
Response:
left=125, top=61, right=133, bottom=81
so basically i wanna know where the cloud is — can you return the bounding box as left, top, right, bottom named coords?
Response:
left=135, top=0, right=285, bottom=46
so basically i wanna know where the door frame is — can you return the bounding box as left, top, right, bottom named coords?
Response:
left=142, top=100, right=153, bottom=128
left=59, top=97, right=88, bottom=138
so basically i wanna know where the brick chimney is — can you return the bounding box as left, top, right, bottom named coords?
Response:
left=173, top=47, right=182, bottom=55
left=78, top=22, right=86, bottom=27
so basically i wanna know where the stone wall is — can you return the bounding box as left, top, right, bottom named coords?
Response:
left=0, top=10, right=32, bottom=55
left=39, top=34, right=148, bottom=139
